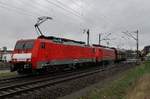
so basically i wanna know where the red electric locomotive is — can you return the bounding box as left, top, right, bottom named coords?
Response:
left=93, top=44, right=116, bottom=64
left=11, top=36, right=117, bottom=74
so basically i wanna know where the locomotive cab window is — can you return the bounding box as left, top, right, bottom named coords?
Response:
left=15, top=40, right=35, bottom=50
left=41, top=42, right=45, bottom=49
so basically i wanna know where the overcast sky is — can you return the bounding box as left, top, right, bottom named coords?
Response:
left=0, top=0, right=149, bottom=50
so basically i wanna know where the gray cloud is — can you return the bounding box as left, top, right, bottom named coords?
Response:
left=0, top=0, right=149, bottom=50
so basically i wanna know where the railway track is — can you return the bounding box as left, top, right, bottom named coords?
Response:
left=0, top=62, right=137, bottom=99
left=0, top=66, right=114, bottom=99
left=0, top=70, right=74, bottom=87
left=0, top=75, right=30, bottom=86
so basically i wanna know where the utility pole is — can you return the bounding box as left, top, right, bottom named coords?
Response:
left=98, top=33, right=111, bottom=45
left=122, top=29, right=139, bottom=59
left=135, top=30, right=139, bottom=58
left=99, top=34, right=101, bottom=45
left=83, top=29, right=90, bottom=46
left=87, top=29, right=90, bottom=46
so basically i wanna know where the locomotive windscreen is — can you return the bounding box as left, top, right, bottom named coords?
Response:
left=15, top=40, right=35, bottom=50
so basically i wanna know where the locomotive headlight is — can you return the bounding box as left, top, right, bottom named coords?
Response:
left=26, top=58, right=31, bottom=62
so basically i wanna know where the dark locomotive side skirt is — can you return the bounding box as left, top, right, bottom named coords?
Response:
left=36, top=58, right=96, bottom=69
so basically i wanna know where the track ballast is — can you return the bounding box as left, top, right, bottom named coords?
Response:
left=0, top=61, right=137, bottom=99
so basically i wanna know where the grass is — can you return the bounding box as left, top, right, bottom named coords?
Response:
left=0, top=62, right=16, bottom=78
left=80, top=61, right=150, bottom=99
left=0, top=71, right=17, bottom=78
left=125, top=73, right=150, bottom=99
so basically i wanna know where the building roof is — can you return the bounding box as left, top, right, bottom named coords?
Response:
left=0, top=50, right=13, bottom=54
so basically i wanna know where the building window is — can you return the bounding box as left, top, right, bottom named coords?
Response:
left=41, top=42, right=45, bottom=49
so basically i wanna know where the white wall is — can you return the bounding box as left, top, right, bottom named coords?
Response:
left=2, top=54, right=12, bottom=62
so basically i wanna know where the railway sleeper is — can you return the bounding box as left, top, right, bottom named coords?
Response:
left=7, top=89, right=16, bottom=93
left=15, top=88, right=23, bottom=91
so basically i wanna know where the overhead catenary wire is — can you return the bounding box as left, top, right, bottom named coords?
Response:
left=0, top=0, right=112, bottom=33
left=19, top=0, right=83, bottom=20
left=0, top=0, right=113, bottom=26
left=55, top=0, right=82, bottom=16
left=70, top=0, right=82, bottom=7
left=45, top=0, right=82, bottom=18
left=0, top=3, right=35, bottom=18
left=53, top=0, right=85, bottom=28
left=0, top=1, right=41, bottom=17
left=0, top=0, right=89, bottom=25
left=18, top=0, right=83, bottom=24
left=79, top=0, right=114, bottom=26
left=122, top=31, right=137, bottom=40
left=18, top=0, right=52, bottom=16
left=0, top=0, right=85, bottom=35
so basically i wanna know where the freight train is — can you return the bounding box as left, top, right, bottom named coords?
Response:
left=10, top=36, right=126, bottom=74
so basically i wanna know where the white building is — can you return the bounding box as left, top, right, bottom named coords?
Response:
left=145, top=53, right=150, bottom=61
left=1, top=53, right=12, bottom=62
left=0, top=50, right=13, bottom=62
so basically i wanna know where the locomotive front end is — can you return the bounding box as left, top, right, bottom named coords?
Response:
left=11, top=40, right=35, bottom=74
